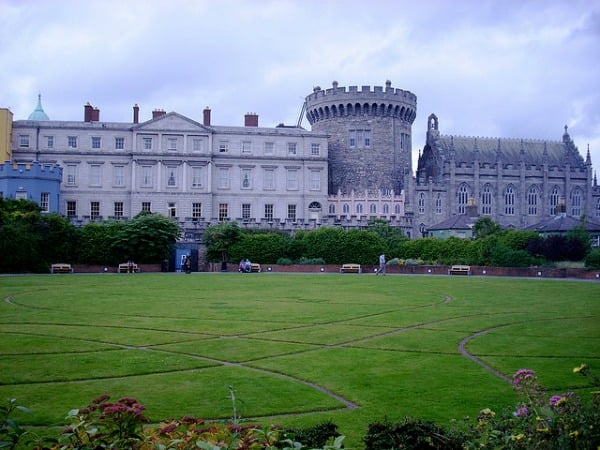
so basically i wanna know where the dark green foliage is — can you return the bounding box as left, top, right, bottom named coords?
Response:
left=584, top=248, right=600, bottom=269
left=230, top=232, right=289, bottom=264
left=203, top=222, right=242, bottom=262
left=280, top=420, right=340, bottom=449
left=472, top=217, right=501, bottom=239
left=76, top=221, right=121, bottom=264
left=367, top=218, right=407, bottom=253
left=363, top=417, right=465, bottom=450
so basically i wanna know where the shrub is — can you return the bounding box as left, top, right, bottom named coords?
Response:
left=584, top=247, right=600, bottom=269
left=279, top=420, right=340, bottom=448
left=363, top=417, right=465, bottom=450
left=277, top=257, right=293, bottom=265
left=295, top=257, right=326, bottom=265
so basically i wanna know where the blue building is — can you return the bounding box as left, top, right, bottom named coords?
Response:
left=0, top=161, right=62, bottom=213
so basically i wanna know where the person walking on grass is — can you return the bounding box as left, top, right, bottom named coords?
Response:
left=377, top=253, right=386, bottom=275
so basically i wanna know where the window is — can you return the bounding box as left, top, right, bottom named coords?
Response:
left=356, top=203, right=363, bottom=214
left=264, top=204, right=274, bottom=221
left=218, top=167, right=230, bottom=189
left=504, top=185, right=515, bottom=215
left=91, top=136, right=101, bottom=149
left=329, top=204, right=336, bottom=214
left=219, top=141, right=229, bottom=153
left=192, top=139, right=203, bottom=152
left=343, top=204, right=349, bottom=214
left=141, top=166, right=153, bottom=187
left=287, top=142, right=297, bottom=155
left=66, top=164, right=77, bottom=186
left=114, top=202, right=124, bottom=218
left=15, top=191, right=27, bottom=200
left=571, top=188, right=582, bottom=216
left=168, top=202, right=176, bottom=218
left=113, top=166, right=124, bottom=187
left=241, top=168, right=252, bottom=189
left=141, top=202, right=151, bottom=212
left=383, top=204, right=389, bottom=214
left=596, top=198, right=600, bottom=218
left=242, top=203, right=251, bottom=220
left=242, top=141, right=251, bottom=153
left=457, top=184, right=469, bottom=214
left=550, top=187, right=560, bottom=215
left=46, top=136, right=54, bottom=148
left=482, top=185, right=492, bottom=215
left=527, top=186, right=539, bottom=215
left=435, top=193, right=442, bottom=214
left=310, top=170, right=321, bottom=191
left=349, top=129, right=371, bottom=148
left=40, top=192, right=49, bottom=212
left=90, top=201, right=100, bottom=219
left=311, top=143, right=320, bottom=156
left=287, top=204, right=297, bottom=221
left=66, top=201, right=77, bottom=218
left=395, top=204, right=402, bottom=214
left=115, top=137, right=125, bottom=150
left=263, top=168, right=275, bottom=190
left=143, top=137, right=152, bottom=150
left=219, top=203, right=228, bottom=221
left=167, top=137, right=177, bottom=151
left=68, top=136, right=78, bottom=148
left=264, top=142, right=274, bottom=155
left=286, top=169, right=298, bottom=190
left=418, top=193, right=425, bottom=214
left=191, top=167, right=202, bottom=188
left=370, top=203, right=377, bottom=214
left=167, top=168, right=177, bottom=187
left=90, top=164, right=102, bottom=187
left=192, top=202, right=202, bottom=218
left=19, top=135, right=30, bottom=147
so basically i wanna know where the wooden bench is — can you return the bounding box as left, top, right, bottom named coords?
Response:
left=448, top=265, right=471, bottom=275
left=339, top=263, right=362, bottom=274
left=50, top=263, right=73, bottom=274
left=118, top=262, right=140, bottom=273
left=250, top=263, right=262, bottom=273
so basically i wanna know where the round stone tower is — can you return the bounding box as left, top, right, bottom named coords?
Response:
left=305, top=80, right=417, bottom=195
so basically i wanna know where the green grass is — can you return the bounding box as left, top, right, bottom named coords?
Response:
left=1, top=273, right=599, bottom=448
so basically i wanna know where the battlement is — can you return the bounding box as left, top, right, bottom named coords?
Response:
left=306, top=80, right=417, bottom=103
left=0, top=161, right=63, bottom=179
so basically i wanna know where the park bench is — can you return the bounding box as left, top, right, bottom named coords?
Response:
left=448, top=265, right=471, bottom=275
left=50, top=263, right=73, bottom=274
left=250, top=263, right=262, bottom=273
left=339, top=263, right=362, bottom=274
left=118, top=262, right=140, bottom=273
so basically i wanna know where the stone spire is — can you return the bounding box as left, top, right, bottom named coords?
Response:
left=28, top=93, right=50, bottom=121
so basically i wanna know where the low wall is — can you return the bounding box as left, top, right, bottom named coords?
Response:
left=209, top=263, right=600, bottom=280
left=71, top=264, right=162, bottom=273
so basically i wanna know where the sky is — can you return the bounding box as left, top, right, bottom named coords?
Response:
left=1, top=0, right=599, bottom=173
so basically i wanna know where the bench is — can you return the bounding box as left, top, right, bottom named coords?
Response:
left=250, top=263, right=261, bottom=273
left=50, top=263, right=73, bottom=274
left=339, top=263, right=362, bottom=274
left=118, top=262, right=140, bottom=273
left=448, top=265, right=471, bottom=276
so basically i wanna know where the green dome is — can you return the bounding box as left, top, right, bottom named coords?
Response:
left=28, top=93, right=49, bottom=120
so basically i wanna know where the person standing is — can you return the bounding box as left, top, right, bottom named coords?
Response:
left=377, top=254, right=386, bottom=275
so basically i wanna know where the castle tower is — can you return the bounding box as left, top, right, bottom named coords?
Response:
left=304, top=80, right=417, bottom=194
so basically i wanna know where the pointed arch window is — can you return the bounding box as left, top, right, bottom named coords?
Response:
left=383, top=204, right=389, bottom=214
left=435, top=193, right=442, bottom=214
left=369, top=203, right=377, bottom=214
left=342, top=203, right=349, bottom=214
left=481, top=184, right=492, bottom=215
left=418, top=192, right=425, bottom=214
left=550, top=186, right=560, bottom=215
left=504, top=185, right=515, bottom=215
left=571, top=188, right=582, bottom=216
left=356, top=203, right=363, bottom=214
left=527, top=186, right=539, bottom=215
left=329, top=204, right=336, bottom=215
left=457, top=184, right=469, bottom=214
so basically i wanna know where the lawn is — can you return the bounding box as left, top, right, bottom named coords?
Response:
left=1, top=273, right=599, bottom=447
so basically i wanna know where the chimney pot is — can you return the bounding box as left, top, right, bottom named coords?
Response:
left=203, top=107, right=211, bottom=126
left=152, top=109, right=166, bottom=119
left=133, top=104, right=139, bottom=124
left=244, top=112, right=258, bottom=127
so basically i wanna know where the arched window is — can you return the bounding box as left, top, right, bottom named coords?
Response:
left=481, top=184, right=492, bottom=215
left=369, top=203, right=377, bottom=214
left=308, top=201, right=321, bottom=210
left=571, top=188, right=582, bottom=216
left=418, top=192, right=425, bottom=214
left=550, top=186, right=560, bottom=215
left=328, top=204, right=335, bottom=214
left=395, top=204, right=401, bottom=214
left=596, top=198, right=600, bottom=218
left=342, top=203, right=349, bottom=214
left=504, top=185, right=515, bottom=215
left=457, top=184, right=469, bottom=214
left=356, top=203, right=363, bottom=214
left=383, top=204, right=389, bottom=214
left=527, top=185, right=539, bottom=215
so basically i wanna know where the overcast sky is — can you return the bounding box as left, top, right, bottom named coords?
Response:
left=1, top=0, right=599, bottom=173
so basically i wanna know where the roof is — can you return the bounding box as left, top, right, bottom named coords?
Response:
left=525, top=214, right=600, bottom=233
left=428, top=214, right=474, bottom=231
left=27, top=94, right=50, bottom=121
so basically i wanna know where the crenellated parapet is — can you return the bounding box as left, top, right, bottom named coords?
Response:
left=0, top=161, right=63, bottom=180
left=305, top=80, right=417, bottom=124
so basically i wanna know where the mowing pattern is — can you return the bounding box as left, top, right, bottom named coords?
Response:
left=1, top=274, right=598, bottom=428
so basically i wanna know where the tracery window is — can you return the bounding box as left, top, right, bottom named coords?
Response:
left=457, top=184, right=469, bottom=214
left=504, top=185, right=515, bottom=215
left=571, top=188, right=582, bottom=216
left=549, top=186, right=560, bottom=215
left=435, top=193, right=442, bottom=214
left=418, top=192, right=425, bottom=214
left=481, top=184, right=492, bottom=215
left=527, top=186, right=539, bottom=215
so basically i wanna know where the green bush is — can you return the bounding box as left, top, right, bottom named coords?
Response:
left=279, top=420, right=340, bottom=448
left=584, top=248, right=600, bottom=269
left=277, top=257, right=293, bottom=265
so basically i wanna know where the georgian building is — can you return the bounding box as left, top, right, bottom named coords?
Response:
left=9, top=100, right=329, bottom=241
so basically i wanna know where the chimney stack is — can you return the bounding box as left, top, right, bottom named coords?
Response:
left=152, top=109, right=166, bottom=119
left=203, top=107, right=211, bottom=126
left=133, top=104, right=139, bottom=124
left=244, top=112, right=258, bottom=127
left=84, top=103, right=100, bottom=122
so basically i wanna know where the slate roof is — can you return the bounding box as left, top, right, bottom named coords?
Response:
left=525, top=214, right=600, bottom=233
left=427, top=214, right=474, bottom=231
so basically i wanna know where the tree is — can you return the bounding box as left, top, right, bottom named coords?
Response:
left=472, top=217, right=501, bottom=239
left=203, top=222, right=242, bottom=264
